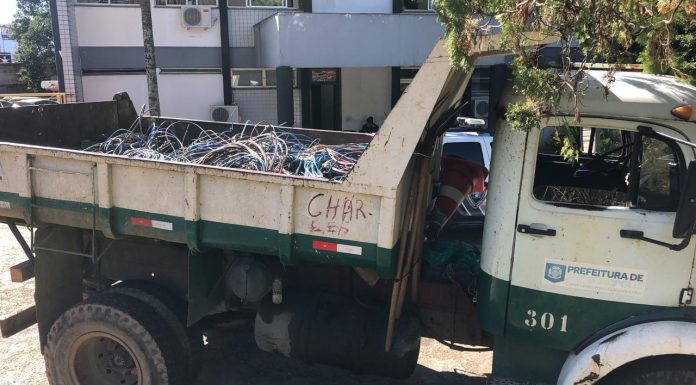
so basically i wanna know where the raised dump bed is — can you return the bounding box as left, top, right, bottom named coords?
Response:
left=0, top=41, right=459, bottom=278
left=0, top=97, right=406, bottom=272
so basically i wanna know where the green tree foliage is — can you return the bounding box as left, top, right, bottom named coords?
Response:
left=434, top=0, right=696, bottom=138
left=10, top=0, right=55, bottom=91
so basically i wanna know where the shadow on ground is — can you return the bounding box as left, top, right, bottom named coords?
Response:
left=195, top=323, right=486, bottom=385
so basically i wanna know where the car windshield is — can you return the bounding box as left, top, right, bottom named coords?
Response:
left=443, top=141, right=485, bottom=165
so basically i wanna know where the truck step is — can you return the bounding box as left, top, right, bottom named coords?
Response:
left=10, top=260, right=34, bottom=283
left=0, top=306, right=37, bottom=338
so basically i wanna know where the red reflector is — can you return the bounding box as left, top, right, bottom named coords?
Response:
left=130, top=217, right=152, bottom=227
left=312, top=240, right=337, bottom=252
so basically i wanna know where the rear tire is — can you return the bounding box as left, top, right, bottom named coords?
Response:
left=44, top=292, right=186, bottom=385
left=109, top=282, right=204, bottom=382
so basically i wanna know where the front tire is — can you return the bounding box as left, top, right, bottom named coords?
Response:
left=44, top=292, right=186, bottom=385
left=603, top=355, right=696, bottom=385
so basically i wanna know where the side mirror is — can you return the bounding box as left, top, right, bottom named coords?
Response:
left=673, top=161, right=696, bottom=238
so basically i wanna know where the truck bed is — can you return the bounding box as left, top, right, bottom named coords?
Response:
left=0, top=41, right=462, bottom=278
left=0, top=98, right=409, bottom=277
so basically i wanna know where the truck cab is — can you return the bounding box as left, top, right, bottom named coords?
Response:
left=478, top=70, right=696, bottom=384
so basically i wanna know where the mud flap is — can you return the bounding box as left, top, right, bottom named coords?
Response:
left=187, top=249, right=225, bottom=326
left=34, top=226, right=85, bottom=350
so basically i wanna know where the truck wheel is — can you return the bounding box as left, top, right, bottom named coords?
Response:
left=605, top=355, right=696, bottom=385
left=44, top=292, right=186, bottom=385
left=109, top=282, right=204, bottom=381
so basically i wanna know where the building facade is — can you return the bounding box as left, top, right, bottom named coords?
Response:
left=0, top=26, right=23, bottom=93
left=50, top=0, right=450, bottom=130
left=0, top=25, right=18, bottom=64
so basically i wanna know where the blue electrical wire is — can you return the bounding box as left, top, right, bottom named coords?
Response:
left=86, top=120, right=367, bottom=181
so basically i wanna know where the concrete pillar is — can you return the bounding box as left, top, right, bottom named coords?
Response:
left=276, top=66, right=294, bottom=126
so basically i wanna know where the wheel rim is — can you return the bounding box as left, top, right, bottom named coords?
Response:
left=69, top=332, right=143, bottom=385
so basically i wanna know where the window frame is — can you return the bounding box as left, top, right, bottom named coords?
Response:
left=530, top=123, right=686, bottom=212
left=231, top=68, right=297, bottom=88
left=75, top=0, right=140, bottom=5
left=398, top=66, right=419, bottom=95
left=631, top=131, right=685, bottom=211
left=154, top=0, right=219, bottom=5
left=402, top=0, right=434, bottom=12
left=227, top=0, right=295, bottom=8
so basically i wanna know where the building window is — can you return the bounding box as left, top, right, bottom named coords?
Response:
left=399, top=67, right=419, bottom=94
left=155, top=0, right=218, bottom=5
left=227, top=0, right=297, bottom=7
left=403, top=0, right=433, bottom=11
left=76, top=0, right=139, bottom=4
left=232, top=68, right=297, bottom=88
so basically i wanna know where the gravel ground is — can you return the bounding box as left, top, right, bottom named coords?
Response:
left=0, top=225, right=491, bottom=385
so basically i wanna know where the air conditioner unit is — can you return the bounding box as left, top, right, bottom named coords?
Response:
left=210, top=105, right=239, bottom=123
left=181, top=6, right=214, bottom=29
left=472, top=95, right=489, bottom=118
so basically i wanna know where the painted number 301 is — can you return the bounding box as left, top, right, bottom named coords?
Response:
left=524, top=310, right=568, bottom=332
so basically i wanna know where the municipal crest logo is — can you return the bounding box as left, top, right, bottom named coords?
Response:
left=544, top=262, right=566, bottom=283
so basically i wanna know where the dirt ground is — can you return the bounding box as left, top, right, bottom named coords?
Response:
left=0, top=226, right=492, bottom=385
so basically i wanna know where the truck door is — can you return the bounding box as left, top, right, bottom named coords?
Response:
left=507, top=118, right=695, bottom=351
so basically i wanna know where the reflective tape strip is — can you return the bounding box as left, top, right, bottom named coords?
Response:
left=130, top=217, right=173, bottom=231
left=438, top=185, right=466, bottom=203
left=312, top=240, right=362, bottom=255
left=151, top=220, right=174, bottom=231
left=336, top=244, right=362, bottom=255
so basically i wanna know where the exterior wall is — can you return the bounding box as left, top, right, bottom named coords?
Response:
left=74, top=5, right=290, bottom=49
left=312, top=0, right=392, bottom=14
left=0, top=64, right=20, bottom=85
left=82, top=73, right=302, bottom=124
left=152, top=6, right=222, bottom=47
left=67, top=3, right=438, bottom=124
left=55, top=0, right=83, bottom=102
left=75, top=6, right=143, bottom=47
left=230, top=8, right=282, bottom=48
left=234, top=88, right=302, bottom=125
left=75, top=5, right=221, bottom=47
left=256, top=13, right=443, bottom=68
left=0, top=63, right=24, bottom=93
left=158, top=73, right=224, bottom=119
left=340, top=68, right=391, bottom=131
left=82, top=74, right=148, bottom=110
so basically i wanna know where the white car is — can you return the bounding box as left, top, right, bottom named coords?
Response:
left=11, top=98, right=59, bottom=107
left=442, top=129, right=492, bottom=227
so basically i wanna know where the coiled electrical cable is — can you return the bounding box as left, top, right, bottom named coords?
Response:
left=86, top=120, right=367, bottom=181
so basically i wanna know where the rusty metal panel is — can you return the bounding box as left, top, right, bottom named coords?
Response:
left=0, top=93, right=137, bottom=148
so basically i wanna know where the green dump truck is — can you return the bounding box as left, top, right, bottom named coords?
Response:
left=0, top=39, right=694, bottom=385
